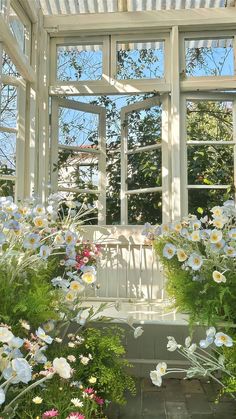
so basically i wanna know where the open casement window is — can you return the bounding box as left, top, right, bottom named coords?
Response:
left=181, top=92, right=236, bottom=216
left=120, top=95, right=169, bottom=225
left=0, top=74, right=26, bottom=200
left=51, top=98, right=106, bottom=224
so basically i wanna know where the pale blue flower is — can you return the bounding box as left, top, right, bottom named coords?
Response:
left=39, top=245, right=51, bottom=260
left=36, top=327, right=53, bottom=344
left=4, top=220, right=20, bottom=231
left=23, top=233, right=41, bottom=249
left=199, top=327, right=216, bottom=349
left=180, top=228, right=189, bottom=238
left=200, top=229, right=211, bottom=240
left=3, top=358, right=32, bottom=384
left=142, top=223, right=152, bottom=236
left=65, top=259, right=77, bottom=267
left=65, top=231, right=77, bottom=246
left=0, top=232, right=6, bottom=244
left=0, top=388, right=5, bottom=405
left=211, top=239, right=225, bottom=252
left=80, top=265, right=97, bottom=275
left=214, top=332, right=233, bottom=347
left=187, top=253, right=203, bottom=270
left=66, top=246, right=76, bottom=259
left=224, top=245, right=236, bottom=258
left=163, top=243, right=176, bottom=259
left=9, top=337, right=24, bottom=349
left=51, top=276, right=70, bottom=289
left=228, top=228, right=236, bottom=240
left=34, top=346, right=48, bottom=364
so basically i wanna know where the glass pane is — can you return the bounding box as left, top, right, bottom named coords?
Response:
left=9, top=7, right=25, bottom=53
left=0, top=132, right=16, bottom=174
left=128, top=192, right=162, bottom=225
left=186, top=100, right=233, bottom=142
left=188, top=145, right=234, bottom=185
left=188, top=188, right=234, bottom=216
left=117, top=40, right=164, bottom=79
left=127, top=104, right=162, bottom=149
left=58, top=107, right=99, bottom=148
left=128, top=149, right=162, bottom=190
left=0, top=178, right=15, bottom=197
left=185, top=38, right=234, bottom=77
left=2, top=51, right=20, bottom=77
left=58, top=150, right=98, bottom=190
left=57, top=44, right=103, bottom=81
left=0, top=85, right=17, bottom=129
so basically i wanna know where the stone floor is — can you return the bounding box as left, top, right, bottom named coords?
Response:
left=106, top=378, right=236, bottom=419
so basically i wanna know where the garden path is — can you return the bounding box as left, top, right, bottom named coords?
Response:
left=106, top=378, right=236, bottom=419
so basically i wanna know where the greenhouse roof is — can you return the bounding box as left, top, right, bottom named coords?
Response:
left=39, top=0, right=230, bottom=15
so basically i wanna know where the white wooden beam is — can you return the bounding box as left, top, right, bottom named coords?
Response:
left=0, top=15, right=36, bottom=82
left=44, top=9, right=236, bottom=34
left=18, top=0, right=39, bottom=23
left=170, top=26, right=181, bottom=221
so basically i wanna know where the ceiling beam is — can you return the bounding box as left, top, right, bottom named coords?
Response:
left=43, top=8, right=236, bottom=34
left=0, top=15, right=36, bottom=82
left=18, top=0, right=39, bottom=23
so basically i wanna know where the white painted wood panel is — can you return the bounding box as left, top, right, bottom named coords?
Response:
left=80, top=226, right=165, bottom=301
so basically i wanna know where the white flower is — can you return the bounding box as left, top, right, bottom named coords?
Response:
left=212, top=217, right=227, bottom=229
left=55, top=337, right=62, bottom=343
left=191, top=230, right=201, bottom=242
left=36, top=327, right=53, bottom=344
left=187, top=253, right=203, bottom=271
left=53, top=357, right=72, bottom=379
left=71, top=398, right=83, bottom=407
left=188, top=343, right=197, bottom=353
left=150, top=362, right=167, bottom=387
left=163, top=243, right=176, bottom=259
left=70, top=281, right=85, bottom=293
left=81, top=271, right=96, bottom=284
left=80, top=355, right=91, bottom=365
left=224, top=245, right=236, bottom=258
left=32, top=396, right=43, bottom=404
left=156, top=362, right=167, bottom=376
left=88, top=376, right=97, bottom=384
left=19, top=320, right=30, bottom=330
left=3, top=358, right=32, bottom=384
left=134, top=326, right=144, bottom=339
left=211, top=206, right=223, bottom=217
left=210, top=229, right=222, bottom=244
left=0, top=388, right=5, bottom=405
left=214, top=332, right=233, bottom=348
left=67, top=355, right=76, bottom=362
left=167, top=336, right=179, bottom=352
left=65, top=231, right=77, bottom=246
left=150, top=370, right=162, bottom=386
left=65, top=290, right=77, bottom=303
left=39, top=245, right=51, bottom=260
left=228, top=228, right=236, bottom=240
left=177, top=249, right=188, bottom=262
left=0, top=327, right=14, bottom=343
left=185, top=336, right=191, bottom=348
left=212, top=271, right=226, bottom=283
left=33, top=216, right=48, bottom=228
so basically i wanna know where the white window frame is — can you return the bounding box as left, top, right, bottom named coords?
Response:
left=180, top=30, right=236, bottom=91
left=180, top=92, right=236, bottom=216
left=10, top=0, right=32, bottom=59
left=50, top=36, right=110, bottom=88
left=51, top=97, right=106, bottom=224
left=120, top=94, right=170, bottom=225
left=110, top=32, right=170, bottom=91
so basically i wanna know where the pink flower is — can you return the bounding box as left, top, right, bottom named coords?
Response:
left=66, top=413, right=85, bottom=419
left=84, top=387, right=94, bottom=394
left=95, top=396, right=104, bottom=405
left=83, top=250, right=90, bottom=257
left=42, top=409, right=59, bottom=418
